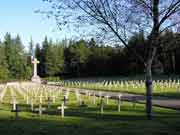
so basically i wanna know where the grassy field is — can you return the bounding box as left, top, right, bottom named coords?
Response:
left=53, top=76, right=180, bottom=98
left=0, top=87, right=180, bottom=135
left=62, top=82, right=180, bottom=97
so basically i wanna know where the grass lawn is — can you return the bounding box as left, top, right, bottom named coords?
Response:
left=0, top=87, right=180, bottom=135
left=63, top=84, right=180, bottom=98
left=55, top=75, right=180, bottom=98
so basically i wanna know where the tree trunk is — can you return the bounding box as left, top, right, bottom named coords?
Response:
left=145, top=62, right=153, bottom=120
left=171, top=52, right=176, bottom=73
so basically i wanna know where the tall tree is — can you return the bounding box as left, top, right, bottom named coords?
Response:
left=53, top=42, right=65, bottom=75
left=29, top=37, right=34, bottom=56
left=2, top=33, right=30, bottom=79
left=0, top=42, right=9, bottom=81
left=68, top=39, right=91, bottom=76
left=41, top=36, right=50, bottom=76
left=40, top=37, right=65, bottom=76
left=41, top=0, right=180, bottom=119
left=11, top=35, right=27, bottom=79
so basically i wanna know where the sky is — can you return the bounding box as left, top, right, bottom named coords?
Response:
left=0, top=0, right=69, bottom=47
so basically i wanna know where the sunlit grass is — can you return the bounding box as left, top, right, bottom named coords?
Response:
left=0, top=87, right=180, bottom=135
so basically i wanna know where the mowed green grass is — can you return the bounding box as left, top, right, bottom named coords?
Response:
left=64, top=83, right=180, bottom=97
left=0, top=88, right=180, bottom=135
left=60, top=76, right=180, bottom=98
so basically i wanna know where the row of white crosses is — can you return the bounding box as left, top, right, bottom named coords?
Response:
left=0, top=84, right=20, bottom=116
left=61, top=79, right=180, bottom=93
left=1, top=83, right=126, bottom=120
left=73, top=88, right=123, bottom=114
left=0, top=85, right=7, bottom=103
left=5, top=83, right=126, bottom=118
left=0, top=83, right=65, bottom=118
left=21, top=84, right=66, bottom=117
left=28, top=86, right=58, bottom=103
left=4, top=84, right=61, bottom=117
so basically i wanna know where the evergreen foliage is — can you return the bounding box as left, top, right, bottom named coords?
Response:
left=0, top=31, right=180, bottom=81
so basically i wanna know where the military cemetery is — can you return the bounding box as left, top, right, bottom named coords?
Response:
left=1, top=0, right=180, bottom=135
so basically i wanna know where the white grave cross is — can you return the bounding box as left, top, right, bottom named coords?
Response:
left=12, top=96, right=17, bottom=111
left=57, top=103, right=68, bottom=118
left=39, top=94, right=44, bottom=104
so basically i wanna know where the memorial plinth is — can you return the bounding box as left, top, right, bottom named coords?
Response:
left=31, top=75, right=41, bottom=83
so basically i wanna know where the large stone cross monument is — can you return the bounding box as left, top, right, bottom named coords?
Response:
left=31, top=57, right=41, bottom=83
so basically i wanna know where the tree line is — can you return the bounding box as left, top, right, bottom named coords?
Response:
left=0, top=30, right=180, bottom=82
left=35, top=30, right=180, bottom=78
left=0, top=33, right=32, bottom=82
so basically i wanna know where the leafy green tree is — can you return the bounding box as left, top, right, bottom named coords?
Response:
left=39, top=37, right=65, bottom=77
left=0, top=43, right=9, bottom=81
left=52, top=42, right=65, bottom=75
left=127, top=32, right=146, bottom=74
left=3, top=33, right=28, bottom=80
left=68, top=39, right=91, bottom=76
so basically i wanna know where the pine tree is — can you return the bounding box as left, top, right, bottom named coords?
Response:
left=0, top=42, right=9, bottom=81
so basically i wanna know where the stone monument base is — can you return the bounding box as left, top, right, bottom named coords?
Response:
left=31, top=76, right=41, bottom=83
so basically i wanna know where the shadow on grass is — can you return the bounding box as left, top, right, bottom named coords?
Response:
left=1, top=108, right=180, bottom=135
left=2, top=102, right=180, bottom=119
